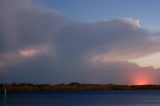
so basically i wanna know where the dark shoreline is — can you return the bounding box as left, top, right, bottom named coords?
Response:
left=1, top=83, right=160, bottom=92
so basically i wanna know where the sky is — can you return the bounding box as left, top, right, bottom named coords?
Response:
left=0, top=0, right=160, bottom=85
left=33, top=0, right=160, bottom=28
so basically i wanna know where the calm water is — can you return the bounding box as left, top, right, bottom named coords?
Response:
left=1, top=90, right=160, bottom=106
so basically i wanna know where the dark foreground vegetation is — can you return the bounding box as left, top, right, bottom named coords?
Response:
left=1, top=82, right=160, bottom=92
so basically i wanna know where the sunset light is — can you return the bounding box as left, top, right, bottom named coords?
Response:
left=130, top=53, right=160, bottom=68
left=131, top=73, right=152, bottom=85
left=133, top=79, right=149, bottom=85
left=19, top=48, right=40, bottom=58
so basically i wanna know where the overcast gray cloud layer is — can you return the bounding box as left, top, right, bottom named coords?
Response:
left=0, top=0, right=160, bottom=84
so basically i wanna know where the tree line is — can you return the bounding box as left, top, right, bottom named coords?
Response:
left=1, top=82, right=160, bottom=92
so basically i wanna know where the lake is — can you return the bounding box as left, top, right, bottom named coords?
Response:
left=1, top=90, right=160, bottom=106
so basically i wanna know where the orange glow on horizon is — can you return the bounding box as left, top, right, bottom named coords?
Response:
left=130, top=72, right=153, bottom=85
left=133, top=79, right=148, bottom=85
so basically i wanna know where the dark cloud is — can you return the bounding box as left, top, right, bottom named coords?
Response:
left=0, top=0, right=160, bottom=84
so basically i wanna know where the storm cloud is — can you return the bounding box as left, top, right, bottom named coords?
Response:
left=0, top=0, right=160, bottom=84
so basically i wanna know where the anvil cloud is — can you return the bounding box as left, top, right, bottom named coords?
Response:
left=0, top=0, right=160, bottom=84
